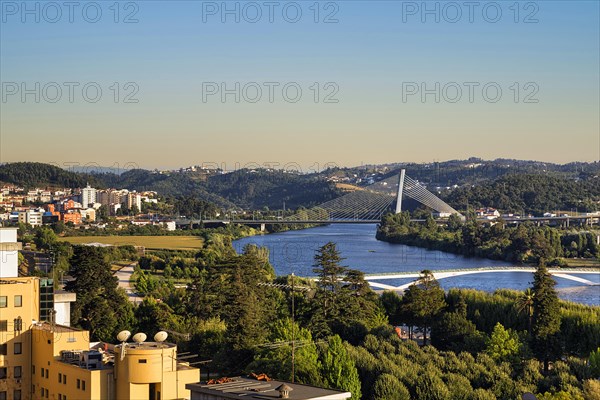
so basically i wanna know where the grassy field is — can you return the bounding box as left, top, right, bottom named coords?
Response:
left=60, top=236, right=204, bottom=250
left=561, top=258, right=600, bottom=268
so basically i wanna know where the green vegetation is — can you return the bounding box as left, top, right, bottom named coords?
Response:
left=0, top=162, right=102, bottom=188
left=443, top=173, right=600, bottom=215
left=377, top=211, right=600, bottom=263
left=65, top=246, right=135, bottom=341
left=26, top=221, right=600, bottom=399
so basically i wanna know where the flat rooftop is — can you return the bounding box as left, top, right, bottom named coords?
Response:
left=186, top=377, right=352, bottom=400
left=32, top=321, right=84, bottom=333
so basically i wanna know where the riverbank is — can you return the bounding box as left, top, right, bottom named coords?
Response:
left=376, top=212, right=600, bottom=265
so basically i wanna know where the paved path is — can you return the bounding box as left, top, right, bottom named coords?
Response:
left=115, top=263, right=143, bottom=304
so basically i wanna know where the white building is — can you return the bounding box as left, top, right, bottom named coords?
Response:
left=80, top=208, right=97, bottom=222
left=81, top=184, right=97, bottom=208
left=0, top=227, right=20, bottom=278
left=126, top=192, right=142, bottom=212
left=18, top=209, right=44, bottom=226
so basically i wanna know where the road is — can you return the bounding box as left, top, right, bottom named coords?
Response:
left=114, top=263, right=144, bottom=304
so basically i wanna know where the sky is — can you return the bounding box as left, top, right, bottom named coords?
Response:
left=1, top=0, right=599, bottom=171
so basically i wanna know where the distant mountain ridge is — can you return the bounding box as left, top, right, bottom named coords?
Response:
left=1, top=160, right=598, bottom=212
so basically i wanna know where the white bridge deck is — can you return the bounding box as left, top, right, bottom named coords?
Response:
left=362, top=267, right=600, bottom=291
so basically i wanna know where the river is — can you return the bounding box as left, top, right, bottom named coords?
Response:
left=233, top=224, right=600, bottom=306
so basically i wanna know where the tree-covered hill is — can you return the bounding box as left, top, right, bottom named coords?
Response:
left=0, top=162, right=340, bottom=210
left=205, top=169, right=340, bottom=209
left=0, top=162, right=103, bottom=188
left=442, top=173, right=600, bottom=215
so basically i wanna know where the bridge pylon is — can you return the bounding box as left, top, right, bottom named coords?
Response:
left=395, top=169, right=405, bottom=214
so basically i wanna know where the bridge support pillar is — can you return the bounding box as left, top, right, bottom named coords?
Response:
left=395, top=169, right=406, bottom=214
left=260, top=223, right=266, bottom=232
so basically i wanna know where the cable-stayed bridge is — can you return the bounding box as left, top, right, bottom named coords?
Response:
left=228, top=169, right=461, bottom=225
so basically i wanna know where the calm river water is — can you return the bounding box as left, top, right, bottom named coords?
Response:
left=233, top=224, right=600, bottom=306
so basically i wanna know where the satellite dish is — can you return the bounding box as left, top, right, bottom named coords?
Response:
left=132, top=333, right=147, bottom=344
left=154, top=331, right=168, bottom=343
left=117, top=330, right=131, bottom=342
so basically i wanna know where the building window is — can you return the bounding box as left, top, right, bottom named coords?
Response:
left=63, top=375, right=66, bottom=384
left=139, top=359, right=147, bottom=363
left=82, top=380, right=86, bottom=391
left=41, top=368, right=44, bottom=378
left=0, top=320, right=7, bottom=331
left=14, top=366, right=21, bottom=379
left=14, top=295, right=22, bottom=307
left=77, top=379, right=80, bottom=389
left=32, top=365, right=35, bottom=375
left=0, top=344, right=6, bottom=355
left=14, top=390, right=21, bottom=400
left=14, top=318, right=22, bottom=332
left=67, top=337, right=76, bottom=343
left=14, top=342, right=22, bottom=355
left=58, top=373, right=62, bottom=383
left=0, top=296, right=7, bottom=308
left=0, top=391, right=6, bottom=400
left=0, top=368, right=7, bottom=379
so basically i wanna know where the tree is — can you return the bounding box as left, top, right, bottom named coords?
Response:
left=516, top=288, right=535, bottom=333
left=401, top=270, right=446, bottom=345
left=248, top=318, right=322, bottom=386
left=65, top=246, right=134, bottom=341
left=380, top=291, right=403, bottom=326
left=319, top=335, right=361, bottom=400
left=590, top=347, right=600, bottom=377
left=313, top=242, right=347, bottom=294
left=485, top=322, right=521, bottom=363
left=33, top=226, right=58, bottom=250
left=372, top=373, right=410, bottom=400
left=532, top=263, right=562, bottom=374
left=583, top=379, right=600, bottom=400
left=415, top=371, right=450, bottom=400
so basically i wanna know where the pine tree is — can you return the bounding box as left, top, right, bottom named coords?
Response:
left=313, top=242, right=347, bottom=293
left=401, top=270, right=446, bottom=345
left=319, top=335, right=362, bottom=400
left=532, top=262, right=561, bottom=374
left=65, top=246, right=134, bottom=341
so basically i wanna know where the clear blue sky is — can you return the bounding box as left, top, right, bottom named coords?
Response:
left=1, top=0, right=599, bottom=170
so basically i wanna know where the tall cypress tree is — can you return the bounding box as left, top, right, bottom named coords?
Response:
left=531, top=262, right=561, bottom=374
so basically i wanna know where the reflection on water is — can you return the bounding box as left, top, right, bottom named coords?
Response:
left=233, top=224, right=600, bottom=306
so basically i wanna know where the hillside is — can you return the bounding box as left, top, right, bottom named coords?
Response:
left=2, top=160, right=599, bottom=213
left=0, top=162, right=103, bottom=188
left=441, top=173, right=600, bottom=215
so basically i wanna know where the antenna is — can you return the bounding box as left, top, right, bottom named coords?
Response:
left=154, top=331, right=168, bottom=343
left=117, top=330, right=131, bottom=361
left=117, top=330, right=131, bottom=342
left=132, top=332, right=147, bottom=345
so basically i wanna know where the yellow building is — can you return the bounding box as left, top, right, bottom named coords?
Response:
left=114, top=339, right=198, bottom=400
left=30, top=323, right=199, bottom=400
left=0, top=276, right=40, bottom=400
left=1, top=228, right=200, bottom=400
